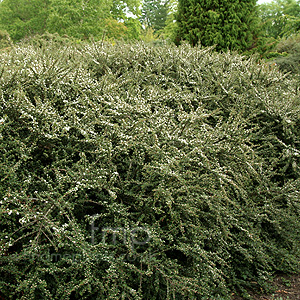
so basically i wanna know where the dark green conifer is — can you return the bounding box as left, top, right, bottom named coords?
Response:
left=176, top=0, right=258, bottom=52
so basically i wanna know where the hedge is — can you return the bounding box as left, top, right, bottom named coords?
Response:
left=0, top=39, right=300, bottom=299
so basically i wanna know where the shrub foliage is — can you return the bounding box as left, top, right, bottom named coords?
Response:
left=268, top=33, right=300, bottom=75
left=0, top=40, right=300, bottom=299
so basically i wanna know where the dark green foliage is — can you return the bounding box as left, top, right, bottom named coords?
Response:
left=175, top=0, right=258, bottom=52
left=0, top=40, right=300, bottom=299
left=267, top=33, right=300, bottom=74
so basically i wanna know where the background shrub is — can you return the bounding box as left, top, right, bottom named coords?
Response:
left=0, top=30, right=12, bottom=49
left=267, top=33, right=300, bottom=75
left=0, top=40, right=299, bottom=299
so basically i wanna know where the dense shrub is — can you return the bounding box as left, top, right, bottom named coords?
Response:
left=0, top=41, right=299, bottom=299
left=267, top=33, right=300, bottom=74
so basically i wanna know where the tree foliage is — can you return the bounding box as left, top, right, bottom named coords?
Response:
left=258, top=0, right=300, bottom=40
left=46, top=0, right=109, bottom=39
left=0, top=0, right=50, bottom=41
left=0, top=39, right=300, bottom=299
left=175, top=0, right=258, bottom=52
left=140, top=0, right=169, bottom=33
left=110, top=0, right=141, bottom=21
left=0, top=0, right=142, bottom=41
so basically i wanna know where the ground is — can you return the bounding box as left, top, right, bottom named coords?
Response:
left=232, top=274, right=300, bottom=300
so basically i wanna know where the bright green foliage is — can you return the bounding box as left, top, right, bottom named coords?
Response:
left=124, top=18, right=142, bottom=40
left=0, top=40, right=300, bottom=299
left=0, top=0, right=50, bottom=41
left=175, top=0, right=258, bottom=52
left=161, top=0, right=178, bottom=41
left=104, top=18, right=142, bottom=41
left=140, top=0, right=169, bottom=33
left=46, top=0, right=109, bottom=40
left=104, top=18, right=129, bottom=40
left=0, top=0, right=142, bottom=41
left=258, top=0, right=300, bottom=40
left=107, top=0, right=141, bottom=40
left=110, top=0, right=141, bottom=21
left=0, top=0, right=108, bottom=41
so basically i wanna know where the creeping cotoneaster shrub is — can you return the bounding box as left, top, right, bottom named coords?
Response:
left=0, top=40, right=299, bottom=299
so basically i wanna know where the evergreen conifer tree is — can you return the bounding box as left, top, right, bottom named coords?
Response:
left=175, top=0, right=258, bottom=52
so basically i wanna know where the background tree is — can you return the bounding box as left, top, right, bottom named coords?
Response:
left=0, top=0, right=142, bottom=41
left=0, top=0, right=50, bottom=41
left=124, top=17, right=142, bottom=40
left=140, top=0, right=169, bottom=33
left=46, top=0, right=110, bottom=40
left=108, top=0, right=142, bottom=40
left=110, top=0, right=141, bottom=21
left=258, top=0, right=300, bottom=40
left=175, top=0, right=258, bottom=52
left=162, top=0, right=178, bottom=40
